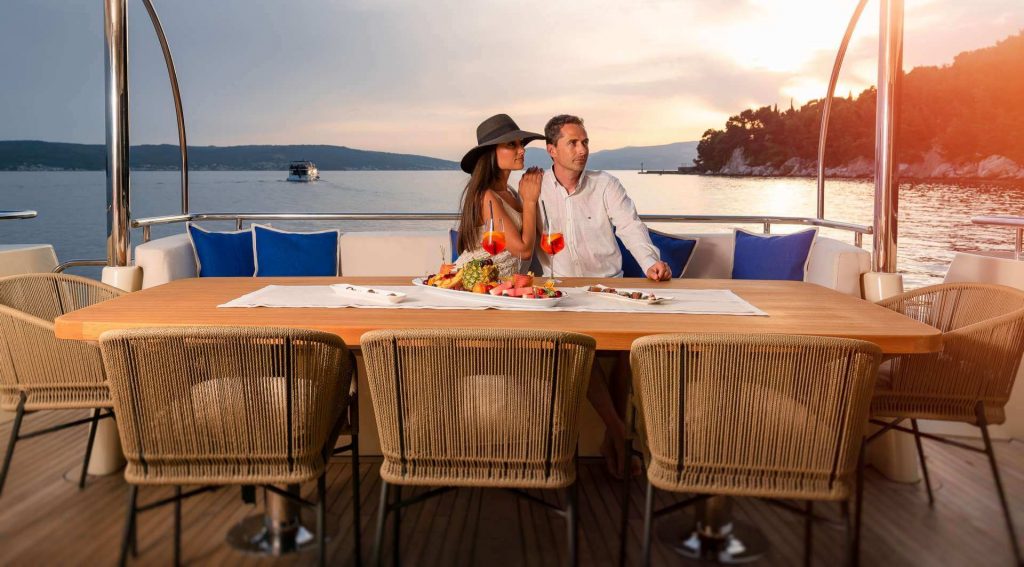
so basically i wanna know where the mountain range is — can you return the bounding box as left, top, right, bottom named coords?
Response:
left=0, top=140, right=698, bottom=172
left=525, top=141, right=698, bottom=170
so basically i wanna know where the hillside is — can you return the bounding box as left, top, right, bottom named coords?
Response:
left=695, top=30, right=1024, bottom=179
left=524, top=141, right=698, bottom=170
left=0, top=141, right=458, bottom=171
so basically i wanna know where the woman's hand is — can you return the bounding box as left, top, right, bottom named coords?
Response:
left=518, top=166, right=543, bottom=203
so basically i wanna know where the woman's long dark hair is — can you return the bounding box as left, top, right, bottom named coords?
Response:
left=456, top=149, right=504, bottom=255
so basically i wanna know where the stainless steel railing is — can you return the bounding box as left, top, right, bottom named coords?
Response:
left=817, top=0, right=869, bottom=220
left=132, top=212, right=871, bottom=247
left=0, top=210, right=37, bottom=221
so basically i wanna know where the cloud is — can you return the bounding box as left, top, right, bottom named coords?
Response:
left=1, top=0, right=1021, bottom=159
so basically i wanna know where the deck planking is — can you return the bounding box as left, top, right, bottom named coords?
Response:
left=1, top=410, right=1022, bottom=566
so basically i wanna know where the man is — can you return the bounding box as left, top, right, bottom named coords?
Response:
left=538, top=114, right=672, bottom=281
left=538, top=114, right=670, bottom=476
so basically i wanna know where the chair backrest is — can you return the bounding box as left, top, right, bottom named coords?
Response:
left=0, top=274, right=121, bottom=411
left=0, top=273, right=122, bottom=321
left=877, top=282, right=1024, bottom=420
left=883, top=282, right=1024, bottom=333
left=99, top=326, right=353, bottom=485
left=361, top=328, right=595, bottom=489
left=631, top=333, right=881, bottom=501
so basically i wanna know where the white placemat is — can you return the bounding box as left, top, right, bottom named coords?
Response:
left=219, top=285, right=767, bottom=316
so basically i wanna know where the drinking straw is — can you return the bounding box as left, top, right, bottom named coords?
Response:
left=541, top=200, right=550, bottom=232
left=489, top=200, right=495, bottom=229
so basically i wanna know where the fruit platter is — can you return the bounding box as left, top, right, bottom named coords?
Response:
left=584, top=284, right=671, bottom=305
left=414, top=259, right=565, bottom=307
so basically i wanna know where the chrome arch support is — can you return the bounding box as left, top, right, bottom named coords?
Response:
left=874, top=0, right=904, bottom=273
left=103, top=0, right=131, bottom=267
left=140, top=0, right=189, bottom=215
left=816, top=0, right=870, bottom=220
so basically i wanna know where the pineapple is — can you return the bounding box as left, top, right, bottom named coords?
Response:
left=461, top=259, right=498, bottom=290
left=461, top=259, right=485, bottom=290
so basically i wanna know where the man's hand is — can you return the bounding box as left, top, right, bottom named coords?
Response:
left=645, top=261, right=672, bottom=281
left=518, top=166, right=543, bottom=203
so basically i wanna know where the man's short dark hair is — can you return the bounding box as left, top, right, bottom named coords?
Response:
left=545, top=115, right=585, bottom=145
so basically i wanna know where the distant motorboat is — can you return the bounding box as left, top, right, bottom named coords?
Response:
left=287, top=160, right=320, bottom=182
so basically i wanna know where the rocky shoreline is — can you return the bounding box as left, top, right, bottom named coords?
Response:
left=711, top=148, right=1024, bottom=180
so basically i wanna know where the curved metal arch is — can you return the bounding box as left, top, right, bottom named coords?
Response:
left=140, top=0, right=189, bottom=215
left=816, top=0, right=870, bottom=220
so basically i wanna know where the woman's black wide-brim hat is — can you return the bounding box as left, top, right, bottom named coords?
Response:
left=460, top=114, right=544, bottom=174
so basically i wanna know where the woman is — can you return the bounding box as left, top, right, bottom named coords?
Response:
left=454, top=114, right=543, bottom=276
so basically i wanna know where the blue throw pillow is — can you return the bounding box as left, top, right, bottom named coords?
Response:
left=448, top=228, right=460, bottom=262
left=616, top=230, right=697, bottom=278
left=253, top=225, right=339, bottom=277
left=186, top=223, right=255, bottom=277
left=732, top=228, right=817, bottom=281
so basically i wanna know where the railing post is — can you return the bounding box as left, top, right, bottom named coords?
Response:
left=872, top=0, right=904, bottom=273
left=103, top=0, right=131, bottom=268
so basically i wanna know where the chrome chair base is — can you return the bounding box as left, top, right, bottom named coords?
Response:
left=671, top=520, right=768, bottom=564
left=227, top=513, right=316, bottom=555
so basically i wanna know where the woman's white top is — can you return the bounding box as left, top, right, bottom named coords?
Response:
left=455, top=187, right=529, bottom=278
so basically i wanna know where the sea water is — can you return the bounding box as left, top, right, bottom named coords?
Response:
left=1, top=170, right=1021, bottom=287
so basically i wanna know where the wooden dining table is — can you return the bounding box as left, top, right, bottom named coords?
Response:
left=55, top=276, right=941, bottom=352
left=54, top=276, right=942, bottom=562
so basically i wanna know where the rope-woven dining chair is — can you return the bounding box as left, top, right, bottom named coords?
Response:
left=99, top=326, right=357, bottom=567
left=624, top=333, right=881, bottom=567
left=361, top=328, right=595, bottom=567
left=868, top=282, right=1024, bottom=564
left=0, top=273, right=123, bottom=496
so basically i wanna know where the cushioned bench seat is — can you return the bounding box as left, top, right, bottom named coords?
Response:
left=133, top=229, right=870, bottom=296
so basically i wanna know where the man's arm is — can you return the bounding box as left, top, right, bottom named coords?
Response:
left=603, top=176, right=666, bottom=277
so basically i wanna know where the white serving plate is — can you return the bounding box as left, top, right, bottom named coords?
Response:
left=330, top=284, right=406, bottom=304
left=584, top=284, right=672, bottom=305
left=412, top=278, right=565, bottom=308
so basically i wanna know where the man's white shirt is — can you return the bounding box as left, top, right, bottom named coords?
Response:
left=538, top=169, right=660, bottom=278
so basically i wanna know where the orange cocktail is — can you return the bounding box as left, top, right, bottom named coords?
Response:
left=540, top=232, right=564, bottom=255
left=481, top=230, right=507, bottom=255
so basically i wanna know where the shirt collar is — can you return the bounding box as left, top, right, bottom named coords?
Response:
left=549, top=167, right=588, bottom=197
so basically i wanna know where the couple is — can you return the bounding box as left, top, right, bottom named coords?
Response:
left=453, top=113, right=672, bottom=475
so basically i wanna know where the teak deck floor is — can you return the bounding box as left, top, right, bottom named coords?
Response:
left=1, top=410, right=1022, bottom=566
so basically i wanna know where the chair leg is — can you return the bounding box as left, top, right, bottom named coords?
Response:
left=0, top=394, right=25, bottom=497
left=567, top=479, right=579, bottom=567
left=318, top=473, right=327, bottom=567
left=392, top=485, right=402, bottom=567
left=977, top=403, right=1022, bottom=565
left=853, top=442, right=865, bottom=567
left=119, top=485, right=139, bottom=567
left=173, top=486, right=182, bottom=567
left=79, top=409, right=101, bottom=490
left=352, top=433, right=362, bottom=567
left=804, top=501, right=814, bottom=567
left=910, top=419, right=934, bottom=505
left=371, top=480, right=389, bottom=567
left=641, top=479, right=655, bottom=567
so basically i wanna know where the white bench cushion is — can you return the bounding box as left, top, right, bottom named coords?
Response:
left=135, top=233, right=197, bottom=288
left=134, top=229, right=870, bottom=297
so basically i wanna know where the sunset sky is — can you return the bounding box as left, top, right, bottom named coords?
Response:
left=1, top=0, right=1021, bottom=160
